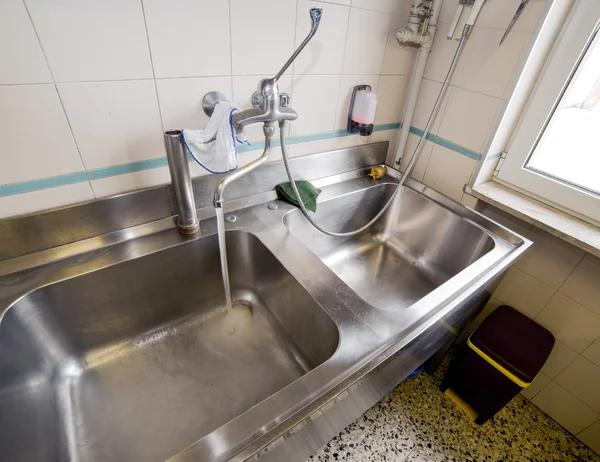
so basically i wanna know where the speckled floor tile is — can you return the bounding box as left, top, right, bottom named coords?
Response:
left=306, top=355, right=599, bottom=462
left=307, top=401, right=415, bottom=461
left=497, top=405, right=600, bottom=462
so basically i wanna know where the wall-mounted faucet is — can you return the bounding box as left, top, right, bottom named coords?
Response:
left=163, top=8, right=322, bottom=233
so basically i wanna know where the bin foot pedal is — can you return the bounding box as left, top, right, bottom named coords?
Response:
left=444, top=388, right=478, bottom=421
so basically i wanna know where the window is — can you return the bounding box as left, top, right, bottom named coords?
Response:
left=497, top=0, right=600, bottom=224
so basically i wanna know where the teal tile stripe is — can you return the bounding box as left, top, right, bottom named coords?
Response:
left=86, top=157, right=170, bottom=180
left=0, top=172, right=88, bottom=197
left=0, top=123, right=481, bottom=197
left=408, top=126, right=482, bottom=161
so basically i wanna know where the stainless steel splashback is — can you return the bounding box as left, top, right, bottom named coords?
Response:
left=0, top=143, right=387, bottom=261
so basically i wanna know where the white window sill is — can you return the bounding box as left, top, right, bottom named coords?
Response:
left=467, top=181, right=600, bottom=258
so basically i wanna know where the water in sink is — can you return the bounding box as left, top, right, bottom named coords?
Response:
left=0, top=231, right=339, bottom=462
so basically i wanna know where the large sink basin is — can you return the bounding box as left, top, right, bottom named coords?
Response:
left=284, top=182, right=495, bottom=311
left=0, top=231, right=339, bottom=462
left=0, top=142, right=530, bottom=462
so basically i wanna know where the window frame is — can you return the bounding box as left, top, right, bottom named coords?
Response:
left=496, top=0, right=600, bottom=224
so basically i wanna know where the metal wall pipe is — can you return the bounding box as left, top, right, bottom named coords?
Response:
left=391, top=0, right=444, bottom=167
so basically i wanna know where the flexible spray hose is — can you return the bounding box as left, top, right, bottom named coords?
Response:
left=280, top=26, right=472, bottom=238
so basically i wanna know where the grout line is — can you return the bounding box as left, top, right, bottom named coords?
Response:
left=227, top=0, right=234, bottom=97
left=139, top=0, right=165, bottom=137
left=139, top=0, right=166, bottom=140
left=555, top=252, right=586, bottom=293
left=20, top=0, right=95, bottom=196
left=338, top=3, right=353, bottom=77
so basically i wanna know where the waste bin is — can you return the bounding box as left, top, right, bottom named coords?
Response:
left=440, top=305, right=555, bottom=424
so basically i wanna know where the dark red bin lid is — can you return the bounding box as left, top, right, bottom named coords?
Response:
left=470, top=305, right=555, bottom=385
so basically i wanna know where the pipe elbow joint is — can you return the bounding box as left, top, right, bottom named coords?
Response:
left=396, top=28, right=429, bottom=46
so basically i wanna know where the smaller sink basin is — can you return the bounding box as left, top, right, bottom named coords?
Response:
left=0, top=231, right=339, bottom=462
left=284, top=182, right=495, bottom=311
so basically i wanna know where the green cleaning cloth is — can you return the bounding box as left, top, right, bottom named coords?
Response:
left=276, top=180, right=322, bottom=213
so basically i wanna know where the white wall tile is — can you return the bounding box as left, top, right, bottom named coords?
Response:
left=521, top=372, right=551, bottom=400
left=482, top=205, right=532, bottom=238
left=0, top=0, right=51, bottom=84
left=142, top=0, right=230, bottom=79
left=315, top=0, right=351, bottom=6
left=381, top=15, right=417, bottom=75
left=374, top=75, right=408, bottom=125
left=392, top=0, right=414, bottom=17
left=541, top=340, right=578, bottom=379
left=453, top=27, right=529, bottom=99
left=230, top=0, right=297, bottom=76
left=532, top=381, right=600, bottom=435
left=343, top=8, right=391, bottom=74
left=584, top=339, right=600, bottom=368
left=492, top=267, right=554, bottom=319
left=58, top=80, right=164, bottom=170
left=439, top=0, right=544, bottom=32
left=577, top=420, right=600, bottom=455
left=437, top=87, right=501, bottom=153
left=438, top=0, right=459, bottom=24
left=294, top=1, right=350, bottom=75
left=26, top=0, right=153, bottom=82
left=290, top=75, right=341, bottom=137
left=330, top=134, right=370, bottom=150
left=399, top=134, right=435, bottom=182
left=287, top=139, right=333, bottom=157
left=232, top=76, right=293, bottom=142
left=424, top=25, right=459, bottom=83
left=560, top=254, right=600, bottom=316
left=334, top=75, right=380, bottom=129
left=422, top=144, right=476, bottom=202
left=515, top=227, right=585, bottom=290
left=0, top=85, right=83, bottom=184
left=536, top=293, right=600, bottom=353
left=0, top=183, right=94, bottom=219
left=411, top=78, right=449, bottom=134
left=91, top=167, right=171, bottom=198
left=351, top=0, right=395, bottom=14
left=475, top=0, right=546, bottom=33
left=556, top=356, right=600, bottom=413
left=157, top=77, right=232, bottom=131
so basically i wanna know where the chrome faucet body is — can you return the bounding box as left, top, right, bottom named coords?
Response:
left=208, top=7, right=322, bottom=208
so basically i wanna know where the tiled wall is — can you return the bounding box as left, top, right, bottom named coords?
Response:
left=477, top=206, right=600, bottom=454
left=1, top=0, right=419, bottom=218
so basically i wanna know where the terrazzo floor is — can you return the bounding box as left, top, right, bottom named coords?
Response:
left=307, top=358, right=600, bottom=462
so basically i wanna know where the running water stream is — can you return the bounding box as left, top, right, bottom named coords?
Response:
left=215, top=207, right=232, bottom=312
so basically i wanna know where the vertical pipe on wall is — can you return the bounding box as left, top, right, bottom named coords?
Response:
left=390, top=0, right=444, bottom=167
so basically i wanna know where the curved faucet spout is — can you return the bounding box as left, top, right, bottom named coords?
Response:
left=213, top=123, right=276, bottom=208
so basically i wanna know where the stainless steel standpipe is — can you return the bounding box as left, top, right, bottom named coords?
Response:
left=164, top=130, right=200, bottom=234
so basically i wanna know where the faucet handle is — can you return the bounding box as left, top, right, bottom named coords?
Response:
left=279, top=93, right=291, bottom=108
left=251, top=91, right=261, bottom=108
left=273, top=8, right=322, bottom=82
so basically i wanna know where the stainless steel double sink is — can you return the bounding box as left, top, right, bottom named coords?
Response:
left=0, top=143, right=530, bottom=461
